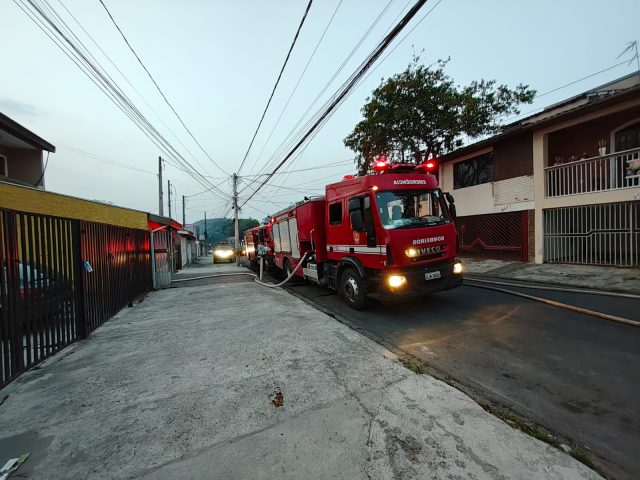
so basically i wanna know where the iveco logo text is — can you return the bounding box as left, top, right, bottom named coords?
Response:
left=393, top=179, right=426, bottom=185
left=413, top=236, right=445, bottom=245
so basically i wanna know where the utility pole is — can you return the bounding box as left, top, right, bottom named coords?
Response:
left=233, top=173, right=240, bottom=266
left=203, top=211, right=208, bottom=250
left=182, top=195, right=186, bottom=226
left=158, top=156, right=164, bottom=216
left=167, top=180, right=172, bottom=219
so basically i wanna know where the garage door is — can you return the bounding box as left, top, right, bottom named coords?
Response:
left=544, top=201, right=639, bottom=266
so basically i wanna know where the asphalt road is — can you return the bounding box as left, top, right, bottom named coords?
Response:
left=276, top=274, right=640, bottom=480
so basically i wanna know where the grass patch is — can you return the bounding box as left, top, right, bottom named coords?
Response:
left=569, top=448, right=597, bottom=470
left=491, top=408, right=597, bottom=472
left=400, top=357, right=426, bottom=374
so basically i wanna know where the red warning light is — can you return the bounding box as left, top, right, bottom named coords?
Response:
left=343, top=175, right=356, bottom=180
left=373, top=156, right=390, bottom=173
left=415, top=159, right=438, bottom=174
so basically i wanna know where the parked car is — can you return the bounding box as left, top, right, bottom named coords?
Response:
left=212, top=242, right=235, bottom=263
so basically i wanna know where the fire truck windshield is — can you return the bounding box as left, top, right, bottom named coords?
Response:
left=375, top=189, right=450, bottom=230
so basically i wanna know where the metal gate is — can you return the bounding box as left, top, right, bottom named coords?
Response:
left=543, top=201, right=639, bottom=267
left=1, top=208, right=152, bottom=388
left=0, top=210, right=78, bottom=387
left=151, top=229, right=172, bottom=288
left=458, top=211, right=528, bottom=261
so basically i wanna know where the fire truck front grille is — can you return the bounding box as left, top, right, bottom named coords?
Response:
left=411, top=252, right=445, bottom=262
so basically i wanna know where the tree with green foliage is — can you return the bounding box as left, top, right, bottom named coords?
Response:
left=344, top=58, right=536, bottom=175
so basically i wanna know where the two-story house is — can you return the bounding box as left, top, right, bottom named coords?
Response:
left=0, top=112, right=55, bottom=189
left=439, top=71, right=640, bottom=267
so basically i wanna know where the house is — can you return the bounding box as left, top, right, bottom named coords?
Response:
left=0, top=112, right=55, bottom=189
left=439, top=71, right=640, bottom=267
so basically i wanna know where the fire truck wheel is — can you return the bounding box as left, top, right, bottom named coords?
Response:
left=283, top=258, right=292, bottom=278
left=340, top=268, right=367, bottom=310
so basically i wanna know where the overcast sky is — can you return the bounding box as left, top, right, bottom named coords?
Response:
left=2, top=0, right=639, bottom=223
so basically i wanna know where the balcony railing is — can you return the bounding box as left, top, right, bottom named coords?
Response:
left=545, top=147, right=640, bottom=198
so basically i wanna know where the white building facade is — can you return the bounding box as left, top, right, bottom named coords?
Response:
left=439, top=73, right=640, bottom=267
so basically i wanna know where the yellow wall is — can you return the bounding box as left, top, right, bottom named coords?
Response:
left=0, top=181, right=148, bottom=230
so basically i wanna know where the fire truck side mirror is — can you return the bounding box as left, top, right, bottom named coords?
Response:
left=445, top=192, right=457, bottom=220
left=350, top=211, right=365, bottom=232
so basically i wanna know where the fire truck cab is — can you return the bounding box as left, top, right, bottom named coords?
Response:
left=270, top=163, right=463, bottom=309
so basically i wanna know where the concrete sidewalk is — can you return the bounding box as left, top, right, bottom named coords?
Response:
left=0, top=273, right=600, bottom=479
left=462, top=258, right=640, bottom=294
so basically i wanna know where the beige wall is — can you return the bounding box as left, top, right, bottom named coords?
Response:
left=1, top=148, right=44, bottom=187
left=441, top=146, right=534, bottom=218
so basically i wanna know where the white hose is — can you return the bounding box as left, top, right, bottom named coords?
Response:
left=172, top=272, right=256, bottom=283
left=465, top=276, right=640, bottom=299
left=255, top=252, right=310, bottom=288
left=465, top=281, right=640, bottom=328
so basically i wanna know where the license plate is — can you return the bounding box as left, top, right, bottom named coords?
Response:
left=424, top=271, right=441, bottom=281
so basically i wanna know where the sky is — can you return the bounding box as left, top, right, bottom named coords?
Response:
left=2, top=0, right=639, bottom=224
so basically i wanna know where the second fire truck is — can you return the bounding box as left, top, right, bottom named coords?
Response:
left=250, top=160, right=463, bottom=309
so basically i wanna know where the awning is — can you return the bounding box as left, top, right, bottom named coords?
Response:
left=148, top=214, right=183, bottom=231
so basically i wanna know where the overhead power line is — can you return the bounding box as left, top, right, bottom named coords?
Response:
left=246, top=0, right=343, bottom=176
left=55, top=0, right=210, bottom=178
left=239, top=0, right=395, bottom=197
left=97, top=0, right=229, bottom=175
left=503, top=60, right=636, bottom=124
left=16, top=0, right=231, bottom=201
left=240, top=159, right=352, bottom=178
left=246, top=0, right=395, bottom=185
left=241, top=0, right=430, bottom=208
left=237, top=0, right=313, bottom=174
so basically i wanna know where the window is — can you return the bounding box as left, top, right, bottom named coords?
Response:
left=453, top=152, right=493, bottom=189
left=615, top=121, right=640, bottom=151
left=329, top=202, right=342, bottom=225
left=272, top=223, right=281, bottom=252
left=279, top=220, right=291, bottom=252
left=349, top=196, right=373, bottom=230
left=375, top=189, right=450, bottom=230
left=0, top=155, right=7, bottom=177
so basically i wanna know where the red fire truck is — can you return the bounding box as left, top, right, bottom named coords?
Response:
left=244, top=224, right=274, bottom=271
left=269, top=161, right=462, bottom=309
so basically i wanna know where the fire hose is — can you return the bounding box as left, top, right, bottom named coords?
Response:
left=254, top=252, right=310, bottom=288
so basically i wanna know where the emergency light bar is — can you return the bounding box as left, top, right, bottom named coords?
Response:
left=373, top=158, right=438, bottom=175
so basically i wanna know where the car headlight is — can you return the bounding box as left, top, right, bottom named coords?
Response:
left=453, top=262, right=463, bottom=274
left=388, top=275, right=406, bottom=288
left=215, top=250, right=232, bottom=258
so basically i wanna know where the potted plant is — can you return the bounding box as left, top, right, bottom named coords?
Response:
left=598, top=139, right=607, bottom=156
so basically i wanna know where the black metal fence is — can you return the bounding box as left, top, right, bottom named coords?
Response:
left=1, top=208, right=151, bottom=388
left=80, top=221, right=151, bottom=333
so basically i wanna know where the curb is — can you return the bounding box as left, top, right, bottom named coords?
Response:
left=466, top=272, right=640, bottom=296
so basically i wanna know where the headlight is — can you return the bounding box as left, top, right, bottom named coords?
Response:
left=405, top=248, right=418, bottom=258
left=214, top=250, right=232, bottom=258
left=388, top=275, right=406, bottom=288
left=453, top=262, right=463, bottom=274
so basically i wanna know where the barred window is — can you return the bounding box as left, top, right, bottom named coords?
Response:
left=453, top=152, right=493, bottom=189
